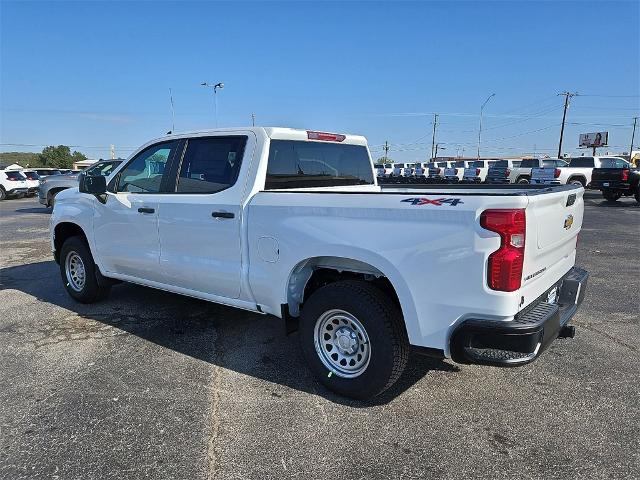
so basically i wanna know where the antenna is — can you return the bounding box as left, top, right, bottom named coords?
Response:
left=169, top=88, right=175, bottom=133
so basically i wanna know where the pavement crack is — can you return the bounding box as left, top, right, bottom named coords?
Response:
left=580, top=322, right=638, bottom=352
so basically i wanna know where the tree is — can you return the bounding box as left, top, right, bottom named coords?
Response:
left=38, top=145, right=87, bottom=168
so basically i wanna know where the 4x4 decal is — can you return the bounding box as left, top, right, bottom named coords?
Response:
left=401, top=197, right=464, bottom=206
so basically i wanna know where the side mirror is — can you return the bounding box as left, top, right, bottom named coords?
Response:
left=79, top=175, right=107, bottom=195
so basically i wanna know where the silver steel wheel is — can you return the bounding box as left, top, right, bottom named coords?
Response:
left=314, top=309, right=371, bottom=378
left=65, top=251, right=86, bottom=292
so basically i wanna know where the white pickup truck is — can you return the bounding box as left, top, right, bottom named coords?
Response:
left=50, top=127, right=589, bottom=400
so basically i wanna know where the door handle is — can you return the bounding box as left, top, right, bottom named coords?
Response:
left=212, top=211, right=234, bottom=219
left=138, top=207, right=155, bottom=214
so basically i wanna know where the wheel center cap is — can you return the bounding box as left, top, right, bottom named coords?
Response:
left=335, top=328, right=357, bottom=353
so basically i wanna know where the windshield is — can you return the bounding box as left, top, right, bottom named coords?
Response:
left=265, top=140, right=374, bottom=190
left=454, top=161, right=466, bottom=168
left=85, top=161, right=121, bottom=176
left=470, top=161, right=485, bottom=167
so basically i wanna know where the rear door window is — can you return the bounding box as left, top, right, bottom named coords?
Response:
left=265, top=140, right=374, bottom=189
left=175, top=136, right=247, bottom=193
left=4, top=171, right=26, bottom=180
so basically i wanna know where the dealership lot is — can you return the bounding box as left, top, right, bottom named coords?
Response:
left=0, top=193, right=638, bottom=479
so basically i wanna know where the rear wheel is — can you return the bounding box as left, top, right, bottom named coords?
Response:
left=517, top=177, right=530, bottom=184
left=0, top=187, right=6, bottom=201
left=569, top=179, right=584, bottom=187
left=299, top=280, right=409, bottom=400
left=602, top=189, right=622, bottom=202
left=59, top=236, right=111, bottom=303
left=48, top=191, right=59, bottom=208
left=635, top=185, right=640, bottom=205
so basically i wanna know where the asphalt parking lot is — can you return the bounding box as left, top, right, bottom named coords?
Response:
left=0, top=192, right=638, bottom=480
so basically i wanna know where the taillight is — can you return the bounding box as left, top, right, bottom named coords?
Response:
left=621, top=169, right=629, bottom=181
left=307, top=131, right=346, bottom=142
left=7, top=178, right=18, bottom=181
left=480, top=209, right=526, bottom=292
left=554, top=168, right=561, bottom=178
left=505, top=168, right=511, bottom=177
left=475, top=168, right=481, bottom=176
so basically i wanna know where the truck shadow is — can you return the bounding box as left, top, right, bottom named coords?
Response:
left=0, top=260, right=458, bottom=407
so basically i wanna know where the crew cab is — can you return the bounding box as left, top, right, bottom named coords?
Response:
left=591, top=158, right=640, bottom=204
left=50, top=127, right=589, bottom=400
left=561, top=156, right=630, bottom=188
left=530, top=159, right=570, bottom=185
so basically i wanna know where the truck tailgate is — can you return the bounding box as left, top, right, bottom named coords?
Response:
left=521, top=187, right=583, bottom=305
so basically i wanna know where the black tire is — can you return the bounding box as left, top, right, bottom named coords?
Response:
left=59, top=236, right=111, bottom=303
left=48, top=190, right=58, bottom=208
left=602, top=189, right=621, bottom=202
left=0, top=187, right=6, bottom=201
left=568, top=178, right=584, bottom=187
left=635, top=185, right=640, bottom=205
left=517, top=177, right=530, bottom=184
left=299, top=280, right=409, bottom=400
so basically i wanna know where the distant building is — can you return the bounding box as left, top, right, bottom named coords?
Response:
left=73, top=159, right=98, bottom=170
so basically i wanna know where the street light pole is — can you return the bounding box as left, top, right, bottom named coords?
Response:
left=477, top=93, right=495, bottom=160
left=201, top=81, right=224, bottom=127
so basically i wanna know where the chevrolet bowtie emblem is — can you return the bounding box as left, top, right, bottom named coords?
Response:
left=564, top=214, right=574, bottom=230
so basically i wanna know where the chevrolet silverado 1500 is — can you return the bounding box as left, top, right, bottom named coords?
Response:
left=50, top=127, right=589, bottom=399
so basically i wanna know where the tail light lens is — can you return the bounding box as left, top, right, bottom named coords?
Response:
left=554, top=168, right=561, bottom=178
left=475, top=168, right=481, bottom=175
left=505, top=168, right=511, bottom=177
left=621, top=169, right=629, bottom=181
left=480, top=209, right=526, bottom=292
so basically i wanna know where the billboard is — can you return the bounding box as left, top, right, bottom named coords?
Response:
left=579, top=132, right=608, bottom=148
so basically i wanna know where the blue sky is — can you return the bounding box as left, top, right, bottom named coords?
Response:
left=1, top=0, right=638, bottom=161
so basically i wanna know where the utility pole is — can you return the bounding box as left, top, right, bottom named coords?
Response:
left=430, top=113, right=438, bottom=160
left=630, top=116, right=637, bottom=162
left=383, top=141, right=390, bottom=162
left=557, top=91, right=577, bottom=158
left=251, top=113, right=256, bottom=126
left=110, top=144, right=115, bottom=160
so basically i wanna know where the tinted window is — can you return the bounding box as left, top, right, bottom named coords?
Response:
left=395, top=164, right=405, bottom=168
left=454, top=161, right=466, bottom=168
left=24, top=171, right=40, bottom=180
left=117, top=141, right=177, bottom=193
left=568, top=157, right=594, bottom=168
left=491, top=160, right=508, bottom=168
left=471, top=161, right=485, bottom=167
left=35, top=169, right=61, bottom=176
left=385, top=164, right=392, bottom=168
left=4, top=171, right=26, bottom=180
left=520, top=159, right=540, bottom=168
left=86, top=161, right=121, bottom=177
left=374, top=164, right=384, bottom=168
left=265, top=140, right=373, bottom=190
left=175, top=136, right=247, bottom=194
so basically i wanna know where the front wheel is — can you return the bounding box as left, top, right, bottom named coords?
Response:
left=59, top=236, right=111, bottom=303
left=299, top=280, right=409, bottom=400
left=602, top=189, right=621, bottom=202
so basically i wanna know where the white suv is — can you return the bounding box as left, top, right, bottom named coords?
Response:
left=0, top=169, right=29, bottom=200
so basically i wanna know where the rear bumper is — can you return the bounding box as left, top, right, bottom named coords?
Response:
left=450, top=266, right=588, bottom=367
left=591, top=180, right=631, bottom=191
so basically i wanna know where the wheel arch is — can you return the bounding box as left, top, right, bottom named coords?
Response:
left=53, top=222, right=89, bottom=264
left=283, top=254, right=418, bottom=342
left=567, top=175, right=586, bottom=186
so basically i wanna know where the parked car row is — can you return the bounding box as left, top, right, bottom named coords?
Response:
left=0, top=162, right=118, bottom=203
